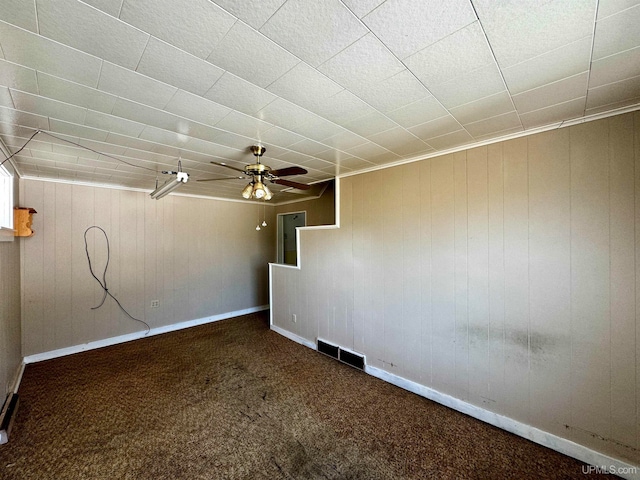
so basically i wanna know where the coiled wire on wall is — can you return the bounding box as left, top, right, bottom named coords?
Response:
left=84, top=226, right=150, bottom=334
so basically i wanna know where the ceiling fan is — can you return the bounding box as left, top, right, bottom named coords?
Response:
left=198, top=146, right=310, bottom=200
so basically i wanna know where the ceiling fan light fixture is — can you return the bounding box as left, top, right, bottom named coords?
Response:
left=241, top=182, right=254, bottom=199
left=253, top=180, right=266, bottom=199
left=263, top=184, right=273, bottom=201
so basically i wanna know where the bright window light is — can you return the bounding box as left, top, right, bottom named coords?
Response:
left=0, top=164, right=14, bottom=230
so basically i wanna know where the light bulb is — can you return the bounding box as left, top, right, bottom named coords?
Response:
left=253, top=180, right=266, bottom=199
left=242, top=183, right=253, bottom=199
left=261, top=220, right=267, bottom=227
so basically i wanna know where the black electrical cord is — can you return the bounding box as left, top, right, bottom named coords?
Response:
left=1, top=129, right=158, bottom=172
left=84, top=226, right=150, bottom=335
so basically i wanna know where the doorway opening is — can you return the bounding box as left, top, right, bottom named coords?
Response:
left=277, top=212, right=306, bottom=265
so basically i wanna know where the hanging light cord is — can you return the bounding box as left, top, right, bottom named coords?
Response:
left=84, top=226, right=150, bottom=335
left=1, top=129, right=158, bottom=172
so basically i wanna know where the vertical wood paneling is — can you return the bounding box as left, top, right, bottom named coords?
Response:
left=502, top=137, right=530, bottom=422
left=402, top=163, right=422, bottom=382
left=527, top=129, right=572, bottom=436
left=430, top=155, right=456, bottom=395
left=419, top=160, right=433, bottom=386
left=487, top=143, right=506, bottom=409
left=21, top=182, right=275, bottom=355
left=570, top=120, right=611, bottom=440
left=608, top=114, right=636, bottom=450
left=453, top=151, right=469, bottom=400
left=467, top=147, right=490, bottom=407
left=23, top=181, right=44, bottom=355
left=269, top=111, right=639, bottom=465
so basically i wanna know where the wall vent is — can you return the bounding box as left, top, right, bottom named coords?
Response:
left=0, top=393, right=19, bottom=445
left=317, top=339, right=339, bottom=359
left=317, top=339, right=365, bottom=370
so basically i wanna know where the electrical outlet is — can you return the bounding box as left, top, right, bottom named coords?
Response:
left=151, top=300, right=159, bottom=308
left=292, top=314, right=297, bottom=323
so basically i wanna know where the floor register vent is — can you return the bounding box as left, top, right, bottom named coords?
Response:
left=317, top=339, right=365, bottom=370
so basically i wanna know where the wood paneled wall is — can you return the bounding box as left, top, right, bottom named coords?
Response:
left=271, top=112, right=640, bottom=465
left=20, top=181, right=275, bottom=356
left=0, top=169, right=21, bottom=395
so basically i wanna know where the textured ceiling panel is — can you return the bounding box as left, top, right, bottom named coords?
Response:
left=0, top=0, right=638, bottom=203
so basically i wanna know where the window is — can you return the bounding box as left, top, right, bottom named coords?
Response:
left=0, top=164, right=14, bottom=230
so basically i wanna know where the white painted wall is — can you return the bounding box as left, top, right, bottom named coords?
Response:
left=20, top=180, right=275, bottom=356
left=270, top=112, right=640, bottom=466
left=0, top=167, right=21, bottom=396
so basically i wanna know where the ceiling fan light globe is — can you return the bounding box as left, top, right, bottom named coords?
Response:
left=253, top=181, right=266, bottom=199
left=241, top=183, right=253, bottom=199
left=263, top=184, right=273, bottom=201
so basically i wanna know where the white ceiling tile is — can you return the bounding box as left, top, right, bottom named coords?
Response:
left=473, top=0, right=555, bottom=25
left=290, top=117, right=345, bottom=143
left=103, top=132, right=153, bottom=152
left=308, top=90, right=378, bottom=126
left=85, top=110, right=146, bottom=137
left=428, top=63, right=506, bottom=108
left=424, top=129, right=474, bottom=150
left=36, top=0, right=149, bottom=70
left=346, top=141, right=391, bottom=159
left=163, top=89, right=231, bottom=127
left=367, top=127, right=431, bottom=156
left=97, top=62, right=178, bottom=109
left=207, top=21, right=299, bottom=88
left=597, top=0, right=640, bottom=19
left=136, top=37, right=224, bottom=96
left=204, top=72, right=277, bottom=115
left=385, top=96, right=449, bottom=127
left=449, top=90, right=514, bottom=124
left=463, top=111, right=522, bottom=138
left=318, top=34, right=405, bottom=92
left=343, top=111, right=398, bottom=137
left=589, top=46, right=640, bottom=88
left=512, top=72, right=588, bottom=113
left=81, top=0, right=124, bottom=17
left=586, top=75, right=640, bottom=109
left=519, top=97, right=585, bottom=129
left=0, top=0, right=37, bottom=32
left=0, top=21, right=102, bottom=87
left=0, top=59, right=38, bottom=93
left=341, top=0, right=386, bottom=18
left=119, top=0, right=236, bottom=59
left=356, top=69, right=431, bottom=113
left=257, top=126, right=306, bottom=148
left=10, top=89, right=88, bottom=124
left=472, top=126, right=525, bottom=142
left=288, top=139, right=330, bottom=156
left=266, top=62, right=343, bottom=110
left=215, top=110, right=273, bottom=138
left=211, top=0, right=287, bottom=29
left=256, top=98, right=319, bottom=133
left=49, top=119, right=109, bottom=141
left=483, top=0, right=595, bottom=67
left=585, top=96, right=640, bottom=115
left=321, top=130, right=367, bottom=151
left=0, top=86, right=13, bottom=108
left=37, top=72, right=118, bottom=113
left=408, top=115, right=463, bottom=140
left=260, top=0, right=368, bottom=67
left=501, top=36, right=592, bottom=94
left=138, top=125, right=191, bottom=147
left=405, top=22, right=495, bottom=87
left=592, top=4, right=640, bottom=60
left=362, top=0, right=476, bottom=59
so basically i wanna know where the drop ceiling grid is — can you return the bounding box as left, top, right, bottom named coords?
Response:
left=0, top=0, right=637, bottom=201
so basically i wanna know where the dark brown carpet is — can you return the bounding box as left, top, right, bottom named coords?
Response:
left=0, top=312, right=615, bottom=479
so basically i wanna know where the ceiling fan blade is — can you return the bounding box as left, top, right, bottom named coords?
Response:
left=272, top=178, right=311, bottom=190
left=210, top=161, right=246, bottom=173
left=197, top=176, right=247, bottom=182
left=269, top=166, right=308, bottom=177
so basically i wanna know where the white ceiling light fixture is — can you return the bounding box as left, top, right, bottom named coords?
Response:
left=150, top=160, right=189, bottom=200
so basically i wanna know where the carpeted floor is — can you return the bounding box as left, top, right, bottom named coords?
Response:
left=0, top=312, right=616, bottom=479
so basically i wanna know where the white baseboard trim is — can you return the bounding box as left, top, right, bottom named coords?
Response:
left=9, top=362, right=25, bottom=394
left=270, top=326, right=640, bottom=479
left=270, top=325, right=316, bottom=350
left=23, top=305, right=269, bottom=365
